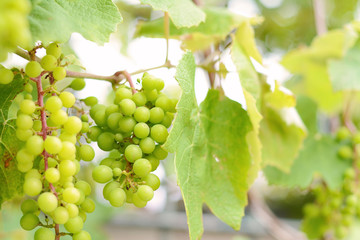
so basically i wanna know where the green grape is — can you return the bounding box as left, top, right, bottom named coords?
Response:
left=346, top=195, right=358, bottom=207
left=40, top=55, right=57, bottom=71
left=153, top=145, right=168, bottom=160
left=89, top=104, right=104, bottom=118
left=53, top=66, right=66, bottom=81
left=97, top=132, right=115, bottom=151
left=81, top=115, right=89, bottom=122
left=92, top=165, right=113, bottom=183
left=45, top=96, right=63, bottom=113
left=44, top=136, right=63, bottom=154
left=134, top=123, right=150, bottom=139
left=124, top=144, right=142, bottom=163
left=150, top=124, right=168, bottom=143
left=88, top=126, right=102, bottom=141
left=79, top=145, right=95, bottom=162
left=74, top=160, right=81, bottom=174
left=154, top=78, right=164, bottom=91
left=149, top=107, right=164, bottom=124
left=115, top=133, right=123, bottom=142
left=103, top=181, right=121, bottom=200
left=73, top=230, right=92, bottom=240
left=118, top=116, right=136, bottom=133
left=125, top=189, right=134, bottom=203
left=75, top=180, right=91, bottom=196
left=155, top=96, right=171, bottom=112
left=33, top=120, right=42, bottom=131
left=337, top=127, right=351, bottom=141
left=335, top=226, right=348, bottom=239
left=46, top=42, right=62, bottom=59
left=80, top=198, right=95, bottom=213
left=59, top=141, right=76, bottom=160
left=25, top=135, right=44, bottom=155
left=59, top=132, right=77, bottom=144
left=59, top=91, right=75, bottom=108
left=78, top=210, right=87, bottom=222
left=25, top=169, right=41, bottom=180
left=38, top=192, right=58, bottom=213
left=344, top=168, right=356, bottom=180
left=25, top=61, right=42, bottom=78
left=115, top=87, right=132, bottom=103
left=113, top=167, right=122, bottom=177
left=139, top=137, right=155, bottom=154
left=24, top=93, right=32, bottom=100
left=59, top=160, right=77, bottom=177
left=147, top=155, right=160, bottom=171
left=169, top=98, right=178, bottom=113
left=341, top=215, right=353, bottom=227
left=64, top=116, right=82, bottom=134
left=0, top=68, right=14, bottom=84
left=133, top=158, right=151, bottom=177
left=143, top=174, right=160, bottom=190
left=338, top=145, right=353, bottom=159
left=134, top=106, right=150, bottom=123
left=84, top=96, right=98, bottom=107
left=119, top=99, right=136, bottom=116
left=352, top=132, right=360, bottom=144
left=45, top=167, right=60, bottom=183
left=21, top=199, right=38, bottom=213
left=100, top=157, right=115, bottom=167
left=16, top=114, right=33, bottom=129
left=132, top=92, right=147, bottom=106
left=161, top=113, right=173, bottom=128
left=66, top=203, right=79, bottom=218
left=17, top=161, right=33, bottom=172
left=64, top=216, right=84, bottom=234
left=71, top=78, right=86, bottom=91
left=63, top=187, right=81, bottom=204
left=16, top=148, right=34, bottom=163
left=144, top=89, right=158, bottom=102
left=50, top=109, right=68, bottom=125
left=20, top=99, right=36, bottom=115
left=108, top=188, right=126, bottom=207
left=16, top=128, right=33, bottom=141
left=23, top=178, right=42, bottom=196
left=132, top=192, right=147, bottom=208
left=107, top=112, right=123, bottom=130
left=111, top=160, right=125, bottom=170
left=105, top=104, right=119, bottom=116
left=137, top=185, right=154, bottom=201
left=20, top=212, right=39, bottom=230
left=53, top=206, right=69, bottom=224
left=141, top=73, right=157, bottom=90
left=93, top=109, right=107, bottom=127
left=34, top=228, right=55, bottom=240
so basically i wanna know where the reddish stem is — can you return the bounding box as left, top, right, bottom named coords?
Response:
left=117, top=71, right=137, bottom=94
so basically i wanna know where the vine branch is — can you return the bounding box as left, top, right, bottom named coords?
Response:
left=313, top=0, right=327, bottom=35
left=164, top=12, right=170, bottom=63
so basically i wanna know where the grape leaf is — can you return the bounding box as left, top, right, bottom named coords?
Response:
left=165, top=52, right=256, bottom=239
left=263, top=81, right=296, bottom=109
left=140, top=0, right=205, bottom=28
left=28, top=0, right=122, bottom=45
left=264, top=135, right=350, bottom=189
left=0, top=74, right=26, bottom=207
left=135, top=8, right=245, bottom=51
left=328, top=43, right=360, bottom=91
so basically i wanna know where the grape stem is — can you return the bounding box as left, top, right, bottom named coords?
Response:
left=164, top=12, right=170, bottom=63
left=32, top=73, right=61, bottom=240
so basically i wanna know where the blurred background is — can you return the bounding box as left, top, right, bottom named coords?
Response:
left=1, top=0, right=360, bottom=239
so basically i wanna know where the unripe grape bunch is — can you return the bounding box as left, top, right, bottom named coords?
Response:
left=88, top=72, right=177, bottom=208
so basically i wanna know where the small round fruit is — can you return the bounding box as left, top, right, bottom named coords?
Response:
left=108, top=188, right=126, bottom=207
left=64, top=216, right=84, bottom=234
left=25, top=61, right=42, bottom=78
left=137, top=185, right=154, bottom=201
left=37, top=192, right=58, bottom=213
left=34, top=227, right=55, bottom=240
left=92, top=165, right=113, bottom=183
left=133, top=158, right=151, bottom=178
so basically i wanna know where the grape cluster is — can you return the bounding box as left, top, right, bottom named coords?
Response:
left=87, top=73, right=177, bottom=208
left=15, top=43, right=94, bottom=240
left=303, top=127, right=360, bottom=239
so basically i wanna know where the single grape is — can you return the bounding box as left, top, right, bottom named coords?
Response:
left=108, top=188, right=126, bottom=207
left=24, top=93, right=33, bottom=100
left=335, top=226, right=348, bottom=239
left=154, top=78, right=164, bottom=91
left=161, top=113, right=173, bottom=128
left=92, top=165, right=113, bottom=183
left=132, top=192, right=147, bottom=208
left=25, top=169, right=41, bottom=180
left=75, top=180, right=91, bottom=196
left=107, top=112, right=123, bottom=130
left=73, top=230, right=92, bottom=240
left=24, top=178, right=42, bottom=196
left=59, top=91, right=75, bottom=108
left=150, top=124, right=168, bottom=143
left=40, top=55, right=57, bottom=71
left=134, top=106, right=150, bottom=123
left=53, top=67, right=66, bottom=81
left=59, top=132, right=77, bottom=144
left=64, top=216, right=84, bottom=234
left=44, top=136, right=63, bottom=154
left=137, top=185, right=154, bottom=201
left=17, top=161, right=33, bottom=172
left=20, top=212, right=39, bottom=230
left=139, top=137, right=155, bottom=154
left=53, top=206, right=70, bottom=224
left=25, top=135, right=44, bottom=155
left=118, top=116, right=136, bottom=133
left=78, top=210, right=87, bottom=222
left=34, top=228, right=55, bottom=240
left=103, top=181, right=121, bottom=200
left=115, top=87, right=132, bottom=103
left=0, top=68, right=14, bottom=84
left=144, top=89, right=158, bottom=102
left=105, top=104, right=119, bottom=116
left=100, top=158, right=115, bottom=167
left=38, top=192, right=58, bottom=213
left=58, top=141, right=76, bottom=160
left=21, top=199, right=38, bottom=213
left=84, top=96, right=98, bottom=107
left=25, top=61, right=42, bottom=78
left=20, top=99, right=36, bottom=115
left=16, top=148, right=34, bottom=163
left=143, top=173, right=160, bottom=190
left=97, top=132, right=115, bottom=151
left=16, top=128, right=33, bottom=141
left=124, top=144, right=142, bottom=163
left=46, top=42, right=62, bottom=59
left=81, top=198, right=95, bottom=213
left=141, top=73, right=156, bottom=90
left=149, top=107, right=164, bottom=124
left=81, top=115, right=89, bottom=122
left=133, top=158, right=151, bottom=177
left=133, top=123, right=150, bottom=139
left=153, top=145, right=168, bottom=160
left=45, top=96, right=63, bottom=113
left=50, top=109, right=68, bottom=125
left=113, top=167, right=122, bottom=177
left=147, top=155, right=160, bottom=171
left=45, top=167, right=60, bottom=183
left=338, top=145, right=353, bottom=159
left=59, top=160, right=77, bottom=177
left=119, top=99, right=136, bottom=116
left=155, top=96, right=171, bottom=112
left=63, top=187, right=81, bottom=204
left=66, top=203, right=79, bottom=218
left=64, top=116, right=82, bottom=134
left=89, top=103, right=105, bottom=118
left=337, top=127, right=351, bottom=141
left=352, top=132, right=360, bottom=144
left=93, top=109, right=107, bottom=127
left=71, top=78, right=86, bottom=91
left=132, top=92, right=147, bottom=106
left=88, top=126, right=102, bottom=141
left=79, top=145, right=95, bottom=162
left=115, top=133, right=123, bottom=142
left=16, top=114, right=33, bottom=129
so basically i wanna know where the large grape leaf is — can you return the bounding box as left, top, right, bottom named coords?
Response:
left=28, top=0, right=122, bottom=45
left=140, top=0, right=205, bottom=28
left=0, top=74, right=26, bottom=207
left=165, top=52, right=257, bottom=239
left=135, top=8, right=245, bottom=51
left=328, top=43, right=360, bottom=91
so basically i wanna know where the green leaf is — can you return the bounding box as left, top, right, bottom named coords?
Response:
left=0, top=74, right=26, bottom=207
left=295, top=95, right=318, bottom=135
left=165, top=52, right=256, bottom=239
left=135, top=8, right=245, bottom=51
left=263, top=81, right=296, bottom=109
left=264, top=135, right=350, bottom=189
left=28, top=0, right=122, bottom=45
left=328, top=44, right=360, bottom=91
left=140, top=0, right=205, bottom=28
